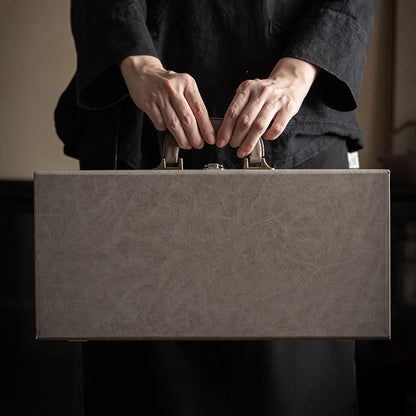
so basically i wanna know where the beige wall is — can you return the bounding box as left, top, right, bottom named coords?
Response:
left=0, top=0, right=394, bottom=180
left=0, top=0, right=78, bottom=180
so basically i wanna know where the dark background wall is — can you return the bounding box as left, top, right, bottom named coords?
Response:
left=3, top=181, right=83, bottom=415
left=3, top=182, right=416, bottom=415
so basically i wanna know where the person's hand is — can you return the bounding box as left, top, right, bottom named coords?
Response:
left=120, top=55, right=216, bottom=149
left=216, top=57, right=320, bottom=158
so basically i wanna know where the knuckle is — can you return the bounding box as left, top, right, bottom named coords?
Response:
left=264, top=103, right=276, bottom=114
left=262, top=84, right=274, bottom=96
left=274, top=88, right=284, bottom=100
left=162, top=78, right=175, bottom=93
left=253, top=95, right=263, bottom=106
left=286, top=99, right=298, bottom=114
left=280, top=95, right=291, bottom=108
left=254, top=118, right=268, bottom=131
left=170, top=90, right=182, bottom=101
left=182, top=113, right=194, bottom=127
left=168, top=118, right=179, bottom=131
left=238, top=114, right=251, bottom=129
left=149, top=91, right=159, bottom=102
left=228, top=106, right=239, bottom=120
left=239, top=80, right=252, bottom=93
left=180, top=73, right=193, bottom=85
left=270, top=92, right=280, bottom=104
left=193, top=103, right=205, bottom=116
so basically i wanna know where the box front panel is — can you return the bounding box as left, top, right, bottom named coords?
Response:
left=34, top=170, right=390, bottom=339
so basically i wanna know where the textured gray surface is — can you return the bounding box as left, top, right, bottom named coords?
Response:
left=34, top=170, right=390, bottom=340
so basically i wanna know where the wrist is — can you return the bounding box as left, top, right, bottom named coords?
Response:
left=268, top=57, right=320, bottom=88
left=119, top=55, right=164, bottom=78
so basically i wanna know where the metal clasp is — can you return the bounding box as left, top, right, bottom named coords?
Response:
left=203, top=163, right=224, bottom=170
left=243, top=157, right=274, bottom=170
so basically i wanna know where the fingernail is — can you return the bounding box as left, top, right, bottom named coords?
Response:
left=237, top=148, right=247, bottom=158
left=208, top=133, right=216, bottom=144
left=217, top=139, right=226, bottom=147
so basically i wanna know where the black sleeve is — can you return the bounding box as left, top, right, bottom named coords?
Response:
left=71, top=0, right=158, bottom=110
left=283, top=0, right=380, bottom=111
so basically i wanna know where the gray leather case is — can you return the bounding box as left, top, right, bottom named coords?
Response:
left=34, top=170, right=390, bottom=340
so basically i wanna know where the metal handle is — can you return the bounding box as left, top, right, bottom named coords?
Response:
left=155, top=117, right=273, bottom=170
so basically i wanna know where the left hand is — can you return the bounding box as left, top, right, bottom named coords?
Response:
left=216, top=57, right=320, bottom=158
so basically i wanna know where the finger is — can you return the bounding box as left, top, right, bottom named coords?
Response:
left=228, top=91, right=270, bottom=149
left=159, top=100, right=192, bottom=149
left=170, top=92, right=204, bottom=149
left=216, top=80, right=252, bottom=147
left=237, top=101, right=282, bottom=158
left=263, top=106, right=293, bottom=141
left=229, top=81, right=281, bottom=149
left=184, top=82, right=216, bottom=145
left=146, top=104, right=167, bottom=131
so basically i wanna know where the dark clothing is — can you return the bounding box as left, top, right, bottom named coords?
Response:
left=57, top=1, right=377, bottom=414
left=84, top=340, right=356, bottom=416
left=55, top=0, right=379, bottom=170
left=83, top=139, right=357, bottom=416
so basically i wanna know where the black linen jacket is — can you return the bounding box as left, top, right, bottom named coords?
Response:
left=55, top=0, right=380, bottom=169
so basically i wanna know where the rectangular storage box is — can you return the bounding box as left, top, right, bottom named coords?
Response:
left=34, top=169, right=390, bottom=340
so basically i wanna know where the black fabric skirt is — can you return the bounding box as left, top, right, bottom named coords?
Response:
left=81, top=138, right=357, bottom=416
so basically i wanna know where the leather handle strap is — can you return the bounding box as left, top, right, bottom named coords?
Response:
left=162, top=117, right=265, bottom=166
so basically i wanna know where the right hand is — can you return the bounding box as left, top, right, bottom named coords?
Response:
left=120, top=55, right=216, bottom=149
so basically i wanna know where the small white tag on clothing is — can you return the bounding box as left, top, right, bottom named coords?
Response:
left=348, top=151, right=360, bottom=169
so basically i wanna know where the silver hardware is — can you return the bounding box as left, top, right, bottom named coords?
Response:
left=203, top=163, right=224, bottom=170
